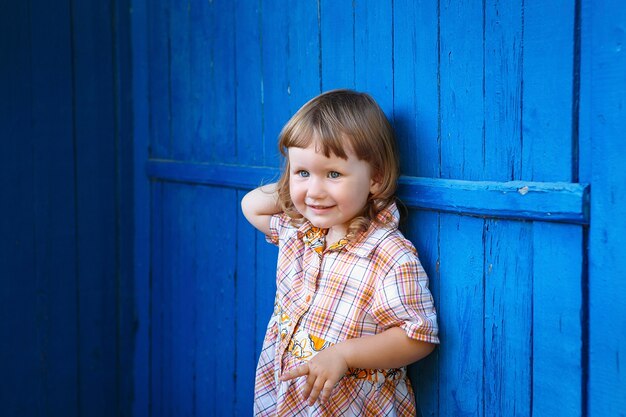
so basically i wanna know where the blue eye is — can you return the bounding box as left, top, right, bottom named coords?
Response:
left=328, top=171, right=341, bottom=179
left=296, top=170, right=310, bottom=178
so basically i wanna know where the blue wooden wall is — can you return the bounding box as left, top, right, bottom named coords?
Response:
left=2, top=0, right=625, bottom=416
left=134, top=0, right=625, bottom=416
left=0, top=1, right=135, bottom=416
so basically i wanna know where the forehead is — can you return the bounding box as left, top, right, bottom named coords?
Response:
left=289, top=144, right=349, bottom=162
left=287, top=145, right=370, bottom=170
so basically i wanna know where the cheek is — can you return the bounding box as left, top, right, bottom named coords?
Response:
left=289, top=180, right=305, bottom=203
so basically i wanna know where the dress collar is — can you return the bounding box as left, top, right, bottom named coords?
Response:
left=296, top=203, right=400, bottom=257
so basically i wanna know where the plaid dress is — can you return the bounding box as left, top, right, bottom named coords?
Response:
left=254, top=204, right=439, bottom=416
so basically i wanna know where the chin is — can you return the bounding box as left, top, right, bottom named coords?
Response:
left=306, top=217, right=334, bottom=230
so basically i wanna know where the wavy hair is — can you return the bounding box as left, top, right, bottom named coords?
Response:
left=275, top=89, right=400, bottom=240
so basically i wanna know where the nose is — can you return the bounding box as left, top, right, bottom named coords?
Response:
left=306, top=176, right=325, bottom=200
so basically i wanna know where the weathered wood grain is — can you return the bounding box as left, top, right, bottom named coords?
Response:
left=148, top=0, right=171, bottom=159
left=484, top=220, right=533, bottom=417
left=260, top=2, right=290, bottom=166
left=169, top=0, right=192, bottom=162
left=439, top=2, right=487, bottom=415
left=393, top=0, right=440, bottom=179
left=393, top=1, right=441, bottom=415
left=521, top=1, right=576, bottom=183
left=532, top=222, right=583, bottom=417
left=355, top=0, right=393, bottom=118
left=320, top=0, right=355, bottom=90
left=522, top=3, right=583, bottom=416
left=483, top=0, right=523, bottom=182
left=208, top=1, right=237, bottom=165
left=583, top=1, right=626, bottom=415
left=440, top=0, right=484, bottom=182
left=440, top=215, right=485, bottom=417
left=235, top=0, right=263, bottom=167
left=130, top=0, right=151, bottom=415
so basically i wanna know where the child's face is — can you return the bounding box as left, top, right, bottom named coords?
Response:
left=288, top=143, right=379, bottom=236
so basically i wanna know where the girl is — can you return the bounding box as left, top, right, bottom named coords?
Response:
left=241, top=89, right=439, bottom=416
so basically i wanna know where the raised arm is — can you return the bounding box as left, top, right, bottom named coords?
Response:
left=240, top=183, right=281, bottom=236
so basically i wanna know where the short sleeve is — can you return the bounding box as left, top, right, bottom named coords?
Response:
left=265, top=212, right=292, bottom=246
left=371, top=259, right=439, bottom=344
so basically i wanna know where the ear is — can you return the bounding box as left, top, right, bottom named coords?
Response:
left=369, top=174, right=383, bottom=196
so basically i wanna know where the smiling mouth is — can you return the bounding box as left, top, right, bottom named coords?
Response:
left=308, top=204, right=334, bottom=210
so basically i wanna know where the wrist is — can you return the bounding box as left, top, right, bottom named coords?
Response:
left=333, top=338, right=356, bottom=369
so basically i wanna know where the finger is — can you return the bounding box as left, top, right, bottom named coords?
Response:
left=301, top=373, right=316, bottom=401
left=318, top=380, right=335, bottom=405
left=280, top=364, right=309, bottom=381
left=306, top=377, right=327, bottom=406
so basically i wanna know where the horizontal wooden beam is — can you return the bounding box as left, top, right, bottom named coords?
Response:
left=147, top=159, right=589, bottom=224
left=397, top=176, right=589, bottom=224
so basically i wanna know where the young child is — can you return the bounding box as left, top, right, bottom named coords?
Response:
left=241, top=89, right=439, bottom=416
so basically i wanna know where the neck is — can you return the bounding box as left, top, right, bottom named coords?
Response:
left=326, top=226, right=347, bottom=247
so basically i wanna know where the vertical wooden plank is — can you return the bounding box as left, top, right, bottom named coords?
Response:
left=439, top=0, right=484, bottom=182
left=188, top=0, right=211, bottom=162
left=151, top=181, right=165, bottom=417
left=163, top=183, right=196, bottom=417
left=532, top=223, right=583, bottom=416
left=157, top=183, right=177, bottom=417
left=438, top=215, right=485, bottom=417
left=154, top=184, right=240, bottom=417
left=354, top=0, right=393, bottom=116
left=439, top=2, right=486, bottom=417
left=286, top=1, right=321, bottom=113
left=0, top=2, right=39, bottom=415
left=261, top=1, right=290, bottom=165
left=578, top=0, right=592, bottom=184
left=209, top=1, right=237, bottom=164
left=320, top=0, right=355, bottom=90
left=393, top=0, right=440, bottom=178
left=71, top=1, right=118, bottom=415
left=195, top=186, right=216, bottom=417
left=30, top=0, right=80, bottom=415
left=483, top=0, right=523, bottom=181
left=148, top=0, right=171, bottom=159
left=211, top=187, right=237, bottom=416
left=169, top=0, right=192, bottom=161
left=583, top=1, right=626, bottom=415
left=393, top=2, right=441, bottom=414
left=522, top=3, right=583, bottom=416
left=113, top=1, right=137, bottom=414
left=483, top=220, right=532, bottom=417
left=131, top=0, right=152, bottom=415
left=194, top=185, right=239, bottom=415
left=235, top=0, right=263, bottom=167
left=235, top=190, right=259, bottom=415
left=521, top=1, right=575, bottom=182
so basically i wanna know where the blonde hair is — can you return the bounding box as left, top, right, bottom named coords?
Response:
left=276, top=89, right=399, bottom=240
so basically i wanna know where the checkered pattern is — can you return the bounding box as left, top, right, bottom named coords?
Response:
left=254, top=203, right=439, bottom=416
